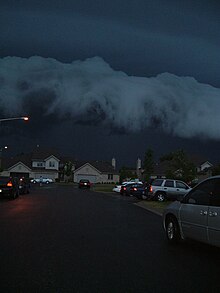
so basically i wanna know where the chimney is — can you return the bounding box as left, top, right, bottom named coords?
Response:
left=136, top=158, right=141, bottom=170
left=112, top=157, right=116, bottom=169
left=136, top=158, right=142, bottom=180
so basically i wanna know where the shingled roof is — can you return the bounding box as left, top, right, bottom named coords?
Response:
left=75, top=160, right=118, bottom=174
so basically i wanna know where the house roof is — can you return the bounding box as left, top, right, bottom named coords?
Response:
left=75, top=160, right=119, bottom=174
left=1, top=147, right=61, bottom=170
left=31, top=147, right=60, bottom=161
left=2, top=154, right=32, bottom=169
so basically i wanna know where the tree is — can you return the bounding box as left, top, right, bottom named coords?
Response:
left=64, top=161, right=73, bottom=182
left=160, top=149, right=196, bottom=183
left=143, top=149, right=154, bottom=182
left=119, top=167, right=135, bottom=183
left=212, top=164, right=220, bottom=176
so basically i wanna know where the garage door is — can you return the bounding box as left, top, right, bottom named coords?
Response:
left=77, top=174, right=97, bottom=183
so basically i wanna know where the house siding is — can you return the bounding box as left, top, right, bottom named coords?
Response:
left=74, top=164, right=100, bottom=183
left=74, top=164, right=119, bottom=183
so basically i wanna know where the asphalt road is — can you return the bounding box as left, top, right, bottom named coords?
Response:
left=0, top=184, right=219, bottom=292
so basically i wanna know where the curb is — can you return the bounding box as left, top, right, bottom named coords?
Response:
left=134, top=202, right=163, bottom=217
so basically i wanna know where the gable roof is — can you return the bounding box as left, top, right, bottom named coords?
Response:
left=74, top=162, right=102, bottom=174
left=75, top=160, right=118, bottom=174
left=2, top=153, right=32, bottom=169
left=7, top=161, right=32, bottom=171
left=31, top=147, right=60, bottom=161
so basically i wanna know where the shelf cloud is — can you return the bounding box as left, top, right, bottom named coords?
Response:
left=0, top=56, right=220, bottom=139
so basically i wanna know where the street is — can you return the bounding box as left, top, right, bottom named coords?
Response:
left=0, top=184, right=219, bottom=292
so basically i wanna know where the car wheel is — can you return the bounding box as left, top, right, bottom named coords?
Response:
left=165, top=216, right=180, bottom=244
left=155, top=192, right=166, bottom=202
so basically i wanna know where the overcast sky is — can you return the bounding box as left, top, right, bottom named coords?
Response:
left=0, top=0, right=220, bottom=167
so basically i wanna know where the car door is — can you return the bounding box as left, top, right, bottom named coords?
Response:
left=163, top=180, right=175, bottom=200
left=179, top=179, right=213, bottom=244
left=208, top=178, right=220, bottom=247
left=175, top=181, right=190, bottom=199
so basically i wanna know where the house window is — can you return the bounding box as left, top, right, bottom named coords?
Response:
left=49, top=161, right=55, bottom=168
left=37, top=162, right=43, bottom=167
left=108, top=174, right=113, bottom=180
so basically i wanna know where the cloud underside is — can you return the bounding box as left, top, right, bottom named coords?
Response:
left=0, top=56, right=220, bottom=139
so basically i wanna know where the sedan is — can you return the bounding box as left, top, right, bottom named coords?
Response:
left=31, top=178, right=53, bottom=184
left=120, top=182, right=143, bottom=196
left=163, top=176, right=220, bottom=247
left=78, top=179, right=91, bottom=189
left=129, top=183, right=148, bottom=199
left=112, top=180, right=142, bottom=193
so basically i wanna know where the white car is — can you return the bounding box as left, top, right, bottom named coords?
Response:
left=31, top=178, right=53, bottom=184
left=163, top=176, right=220, bottom=247
left=113, top=180, right=143, bottom=193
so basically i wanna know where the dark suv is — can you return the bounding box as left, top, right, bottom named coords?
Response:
left=0, top=176, right=19, bottom=199
left=147, top=179, right=191, bottom=202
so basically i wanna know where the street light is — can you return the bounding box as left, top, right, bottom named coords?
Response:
left=0, top=116, right=29, bottom=122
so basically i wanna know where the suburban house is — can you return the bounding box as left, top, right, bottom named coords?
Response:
left=140, top=157, right=214, bottom=182
left=0, top=149, right=119, bottom=183
left=74, top=158, right=119, bottom=183
left=0, top=149, right=60, bottom=181
left=196, top=160, right=213, bottom=173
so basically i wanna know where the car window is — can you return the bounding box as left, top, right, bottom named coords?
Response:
left=210, top=178, right=220, bottom=207
left=176, top=181, right=188, bottom=189
left=152, top=179, right=163, bottom=186
left=164, top=180, right=174, bottom=187
left=183, top=179, right=214, bottom=205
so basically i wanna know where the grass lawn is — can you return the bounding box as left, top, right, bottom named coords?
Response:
left=92, top=183, right=115, bottom=192
left=91, top=184, right=171, bottom=214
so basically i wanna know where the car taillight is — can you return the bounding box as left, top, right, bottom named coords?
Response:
left=149, top=185, right=153, bottom=192
left=7, top=181, right=13, bottom=187
left=133, top=187, right=137, bottom=191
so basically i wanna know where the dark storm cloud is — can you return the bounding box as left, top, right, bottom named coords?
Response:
left=0, top=56, right=220, bottom=140
left=1, top=0, right=220, bottom=87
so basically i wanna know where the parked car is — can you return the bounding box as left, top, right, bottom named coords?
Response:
left=31, top=178, right=53, bottom=184
left=0, top=176, right=19, bottom=199
left=120, top=182, right=143, bottom=196
left=163, top=176, right=220, bottom=247
left=147, top=179, right=191, bottom=202
left=130, top=183, right=148, bottom=199
left=113, top=180, right=143, bottom=193
left=18, top=177, right=30, bottom=194
left=113, top=182, right=130, bottom=193
left=78, top=179, right=91, bottom=189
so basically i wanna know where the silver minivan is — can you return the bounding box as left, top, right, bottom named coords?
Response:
left=163, top=176, right=220, bottom=247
